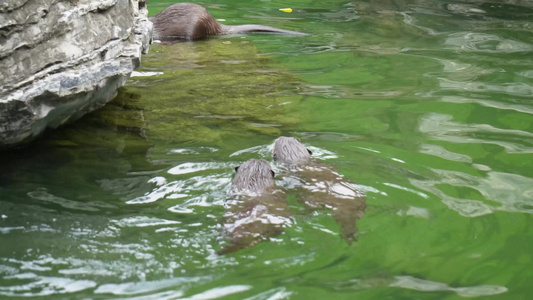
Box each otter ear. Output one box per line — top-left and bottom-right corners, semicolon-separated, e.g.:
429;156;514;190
271;170;275;178
234;166;240;172
307;148;312;155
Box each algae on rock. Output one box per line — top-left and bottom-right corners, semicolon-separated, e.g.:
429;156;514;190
126;39;303;152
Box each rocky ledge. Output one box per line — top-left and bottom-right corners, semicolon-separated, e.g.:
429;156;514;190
0;0;152;149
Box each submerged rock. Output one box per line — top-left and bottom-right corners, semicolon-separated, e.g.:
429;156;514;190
0;0;153;149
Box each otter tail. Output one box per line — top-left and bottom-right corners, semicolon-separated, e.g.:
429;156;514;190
221;24;308;36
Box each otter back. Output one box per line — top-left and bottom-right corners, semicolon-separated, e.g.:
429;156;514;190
150;3;222;40
150;3;307;40
220;158;290;254
272;136;366;244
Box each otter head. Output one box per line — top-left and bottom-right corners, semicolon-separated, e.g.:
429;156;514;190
273;137;312;165
232;159;275;195
150;3;222;40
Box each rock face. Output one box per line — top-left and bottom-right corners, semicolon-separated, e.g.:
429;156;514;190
0;0;152;149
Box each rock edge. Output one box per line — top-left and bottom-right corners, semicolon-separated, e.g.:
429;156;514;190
0;0;153;149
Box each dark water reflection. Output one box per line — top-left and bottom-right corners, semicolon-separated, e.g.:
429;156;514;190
1;0;533;298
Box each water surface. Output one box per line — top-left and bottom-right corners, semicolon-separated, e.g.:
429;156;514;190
1;0;533;298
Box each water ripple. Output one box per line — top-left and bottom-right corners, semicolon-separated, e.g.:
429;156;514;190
391;276;507;297
419;144;472;163
419;113;533;153
440;96;533;115
411;168;533;217
127;173;231;210
27;188;116;212
445;32;532;53
168;162;233;175
94;276;209;296
179;285;252;300
112;216;181;228
244;287;292;300
0;272;96;297
439;78;533;97
168;147;219;155
326;275;507;297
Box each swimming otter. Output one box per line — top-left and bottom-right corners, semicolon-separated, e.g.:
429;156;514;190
273;136;312;165
273;137;366;243
230;158;276;196
150;3;307;40
220;159;291;254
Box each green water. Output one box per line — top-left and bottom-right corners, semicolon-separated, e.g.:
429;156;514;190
1;0;533;298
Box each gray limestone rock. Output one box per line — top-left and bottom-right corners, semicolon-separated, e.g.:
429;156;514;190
0;0;153;149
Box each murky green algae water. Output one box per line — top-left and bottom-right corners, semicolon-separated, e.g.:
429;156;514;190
1;0;533;298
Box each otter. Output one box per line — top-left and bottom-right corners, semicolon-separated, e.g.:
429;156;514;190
230;158;276;196
150;3;307;40
273;137;366;243
219;159;291;254
273;136;312;165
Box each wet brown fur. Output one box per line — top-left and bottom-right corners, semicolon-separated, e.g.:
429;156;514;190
219;159;290;254
273;136;366;243
273;136;311;164
231;159;275;196
150;3;307;40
